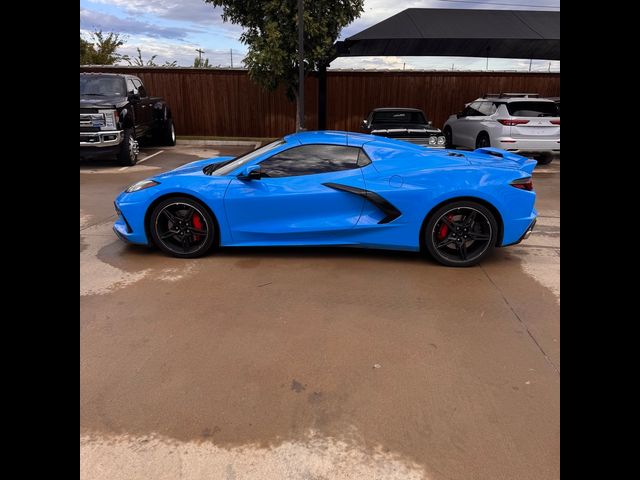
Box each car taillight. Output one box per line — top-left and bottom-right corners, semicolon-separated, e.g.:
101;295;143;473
550;120;560;125
511;177;534;191
497;119;530;126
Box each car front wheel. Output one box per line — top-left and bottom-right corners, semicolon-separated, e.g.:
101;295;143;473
424;201;498;267
149;197;216;258
117;128;139;166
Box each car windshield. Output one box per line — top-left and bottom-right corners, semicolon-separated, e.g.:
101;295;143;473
506;101;559;117
80;75;126;96
212;139;286;176
372;111;427;124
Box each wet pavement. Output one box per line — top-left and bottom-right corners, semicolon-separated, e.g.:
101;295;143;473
80;142;560;480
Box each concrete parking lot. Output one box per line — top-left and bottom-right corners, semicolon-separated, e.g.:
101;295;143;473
80;142;559;480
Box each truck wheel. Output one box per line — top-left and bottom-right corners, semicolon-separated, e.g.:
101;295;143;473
117;129;139;166
156;118;176;146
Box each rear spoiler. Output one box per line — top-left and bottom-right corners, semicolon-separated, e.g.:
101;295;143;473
474;147;537;174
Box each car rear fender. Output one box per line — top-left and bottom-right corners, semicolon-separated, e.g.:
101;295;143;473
473;147;537;174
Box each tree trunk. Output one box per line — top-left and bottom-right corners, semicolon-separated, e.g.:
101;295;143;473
293;86;301;132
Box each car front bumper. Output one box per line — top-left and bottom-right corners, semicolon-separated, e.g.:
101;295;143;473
80;130;124;158
113;196;151;245
81;130;124;148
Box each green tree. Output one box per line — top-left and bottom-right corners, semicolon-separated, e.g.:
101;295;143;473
80;31;128;65
80;36;93;64
127;47;158;66
204;0;364;129
193;56;212;68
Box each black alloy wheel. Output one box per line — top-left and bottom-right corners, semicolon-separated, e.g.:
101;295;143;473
425;201;497;267
150;197;215;258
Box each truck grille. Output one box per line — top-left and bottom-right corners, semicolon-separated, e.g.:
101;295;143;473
80;113;106;128
400;137;433;146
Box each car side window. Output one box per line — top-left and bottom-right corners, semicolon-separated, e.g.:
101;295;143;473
133;79;146;97
357;149;372;167
126;79;138;96
467;102;484;116
460;103;479;117
259;145;361;178
478;102;497;116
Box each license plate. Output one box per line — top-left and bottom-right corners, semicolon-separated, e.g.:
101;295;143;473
525;127;551;135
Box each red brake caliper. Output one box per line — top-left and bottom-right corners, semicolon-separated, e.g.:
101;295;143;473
437;214;454;240
192;213;203;241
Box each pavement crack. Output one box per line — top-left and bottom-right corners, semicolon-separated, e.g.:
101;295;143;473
479;264;560;376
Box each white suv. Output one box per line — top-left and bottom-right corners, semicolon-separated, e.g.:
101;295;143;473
443;94;560;164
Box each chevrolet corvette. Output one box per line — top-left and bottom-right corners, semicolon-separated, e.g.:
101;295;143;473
113;131;537;267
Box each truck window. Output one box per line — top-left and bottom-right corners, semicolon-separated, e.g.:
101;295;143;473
126;79;138;96
132;79;146;97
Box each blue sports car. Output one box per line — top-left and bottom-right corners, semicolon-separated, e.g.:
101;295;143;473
114;131;537;267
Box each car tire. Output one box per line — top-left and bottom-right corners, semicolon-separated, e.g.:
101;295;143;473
158;118;176;146
535;153;553;165
475;132;490;149
117;128;138;166
424;200;498;267
149;197;216;258
443;127;453;148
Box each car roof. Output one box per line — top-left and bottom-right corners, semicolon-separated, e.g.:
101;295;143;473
81;72;122;77
371;107;425;113
283;130;423;149
80;72;138;80
474;96;555;103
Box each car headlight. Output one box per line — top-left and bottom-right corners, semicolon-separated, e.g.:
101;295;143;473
437;136;446;145
124;179;160;193
428;136;437;145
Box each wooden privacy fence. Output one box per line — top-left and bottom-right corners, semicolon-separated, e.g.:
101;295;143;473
81;66;560;138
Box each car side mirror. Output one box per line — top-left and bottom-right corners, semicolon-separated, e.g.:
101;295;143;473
128;93;141;102
456;112;464;119
361;119;368;129
237;165;262;181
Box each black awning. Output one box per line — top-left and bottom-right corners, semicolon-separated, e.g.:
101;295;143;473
334;8;560;60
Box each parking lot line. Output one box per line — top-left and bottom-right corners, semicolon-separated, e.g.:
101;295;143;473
118;150;165;171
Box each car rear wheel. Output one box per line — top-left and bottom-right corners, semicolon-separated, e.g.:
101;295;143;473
443;127;453;148
158;118;176;146
149;197;216;258
475;132;490;149
534;153;553;165
424;201;498;267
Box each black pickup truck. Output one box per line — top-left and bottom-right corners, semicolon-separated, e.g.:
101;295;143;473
80;73;176;165
361;107;446;148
